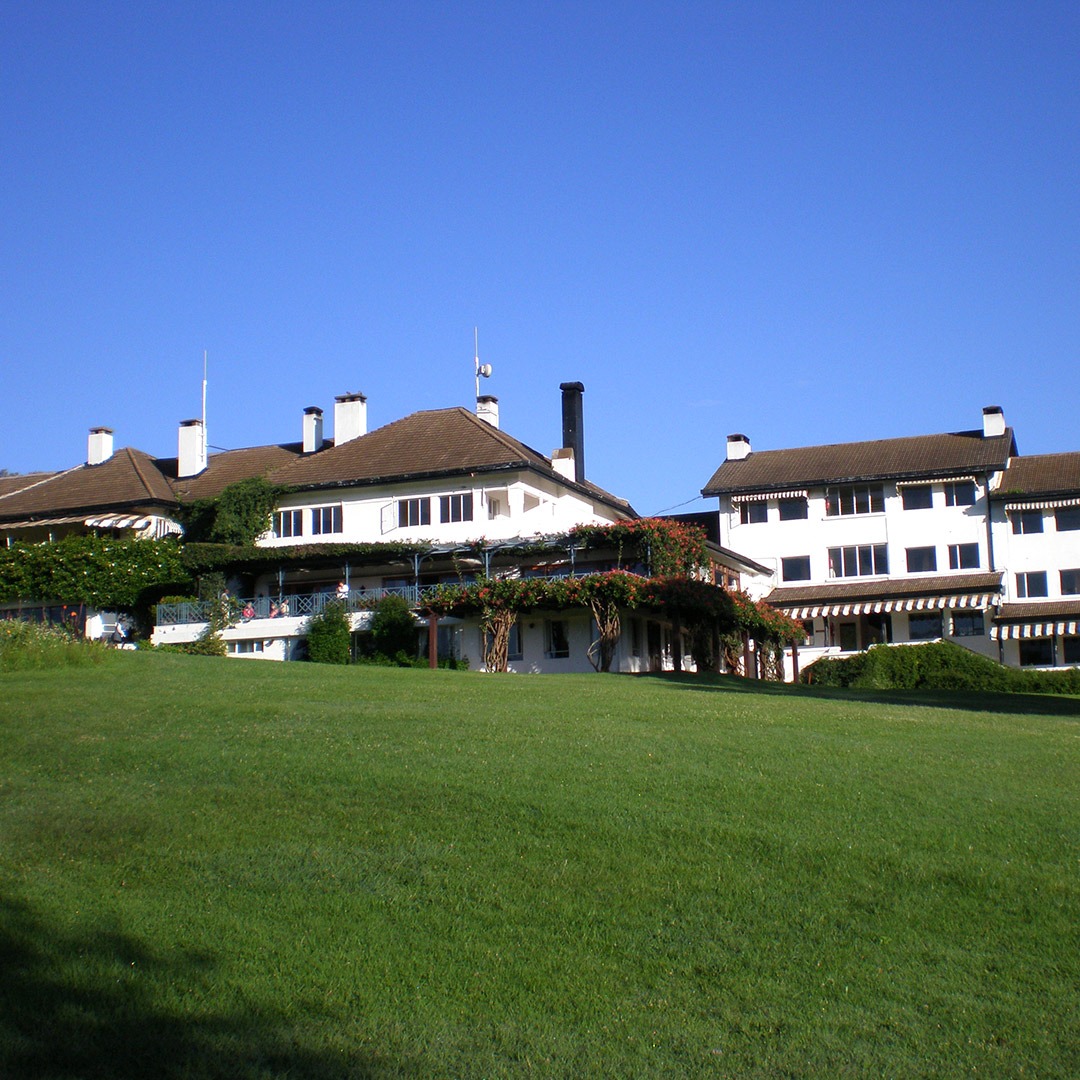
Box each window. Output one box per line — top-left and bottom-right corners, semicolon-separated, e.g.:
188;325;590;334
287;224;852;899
440;493;474;523
1063;637;1080;664
778;497;808;520
901;485;933;510
1019;639;1054;667
398;498;431;527
828;544;888;578
1016;571;1048;598
944;481;977;506
781;556;811;582
227;639;265;654
488;497;502;520
312;505;342;535
1060;569;1080;595
273;510;303;538
948;543;980;570
826;484;884;516
951;612;985;638
1056;507;1080;531
739;501;767;524
545;619;570;659
837;623;858;651
909;613;943;640
906;546;937;573
1011;510;1044;534
630;618;642;657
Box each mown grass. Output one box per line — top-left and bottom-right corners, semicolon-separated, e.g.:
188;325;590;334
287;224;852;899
1;653;1077;1078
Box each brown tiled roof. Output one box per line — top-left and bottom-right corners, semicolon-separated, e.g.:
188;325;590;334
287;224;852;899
270;407;635;515
702;429;1017;496
0;472;56;497
766;572;1004;607
0;449;176;522
993;452;1080;499
996;600;1080;622
165;443;306;501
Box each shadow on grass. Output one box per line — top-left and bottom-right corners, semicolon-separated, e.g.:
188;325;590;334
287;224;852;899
637;671;1080;718
0;895;415;1080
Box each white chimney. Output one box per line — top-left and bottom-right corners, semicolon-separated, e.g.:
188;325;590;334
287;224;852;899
476;395;499;428
303;406;324;453
982;406;1006;438
178;419;207;478
551;447;576;481
727;433;752;461
334;393;367;445
87;427;114;466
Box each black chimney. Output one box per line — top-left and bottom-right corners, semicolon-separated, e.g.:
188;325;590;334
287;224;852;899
559;381;585;483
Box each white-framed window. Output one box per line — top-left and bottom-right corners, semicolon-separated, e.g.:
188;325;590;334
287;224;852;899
440;493;474;523
273;510;303;538
398;498;431;527
948;543;980;570
1012;509;1044;534
312;505;343;535
781;556;811;582
488;497;502;520
1056;507;1080;531
545;619;570;659
944;481;977;507
825;484;884;516
909;613;943;640
1060;569;1080;595
901;485;933;510
227;639;265;654
829;544;888;578
951;611;985;637
906;546;937;573
739;501;767;525
778;497;808;521
1016;571;1048;598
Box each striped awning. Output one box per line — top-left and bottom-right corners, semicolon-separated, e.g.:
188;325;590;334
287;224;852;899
895;476;975;489
992;620;1080;641
731;489;807;503
783;592;998;620
0;515;87;529
84;514;185;539
1004;497;1080;512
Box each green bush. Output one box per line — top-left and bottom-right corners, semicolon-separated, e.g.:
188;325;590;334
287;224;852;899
306;601;352;665
369;594;418;661
0;619;108;671
802;640;1079;695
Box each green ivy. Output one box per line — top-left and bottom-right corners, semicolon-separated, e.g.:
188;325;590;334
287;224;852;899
180;477;287;545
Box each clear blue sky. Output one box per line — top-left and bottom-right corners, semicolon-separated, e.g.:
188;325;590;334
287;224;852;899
3;1;1078;515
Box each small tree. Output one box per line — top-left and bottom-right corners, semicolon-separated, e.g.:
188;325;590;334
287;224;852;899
306;600;351;664
370;594;418;661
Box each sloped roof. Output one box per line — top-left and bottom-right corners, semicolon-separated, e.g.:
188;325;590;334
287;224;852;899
993;452;1080;499
996;600;1080;621
702;429;1017;496
164;442;306;501
0;472;56;497
269;407;635;514
0;449;176;522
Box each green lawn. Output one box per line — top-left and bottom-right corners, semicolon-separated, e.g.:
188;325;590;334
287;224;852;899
2;653;1077;1078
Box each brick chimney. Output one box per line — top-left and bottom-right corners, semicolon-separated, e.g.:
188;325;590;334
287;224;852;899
334;393;367;445
303;406;324;453
727;433;751;461
178;419;207;478
87;427;114;466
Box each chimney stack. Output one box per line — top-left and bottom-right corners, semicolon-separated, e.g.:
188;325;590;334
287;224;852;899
551;447;575;481
178;419;207;478
727;433;751;461
559;382;585;483
303;406;324;453
476;395;499;428
87;427;114;466
982;405;1006;439
334;393;367;445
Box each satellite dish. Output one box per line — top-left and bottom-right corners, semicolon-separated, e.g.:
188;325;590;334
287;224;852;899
479;363;492;378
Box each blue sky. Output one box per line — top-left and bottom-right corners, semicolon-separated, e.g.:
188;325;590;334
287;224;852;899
2;1;1078;515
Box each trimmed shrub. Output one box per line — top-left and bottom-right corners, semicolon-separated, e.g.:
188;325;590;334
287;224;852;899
369;594;418;661
306;601;351;665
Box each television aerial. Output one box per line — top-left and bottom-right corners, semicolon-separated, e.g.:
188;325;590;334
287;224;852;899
474;327;493;398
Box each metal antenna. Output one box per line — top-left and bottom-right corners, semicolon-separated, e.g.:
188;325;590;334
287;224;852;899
474;327;492;398
201;349;208;461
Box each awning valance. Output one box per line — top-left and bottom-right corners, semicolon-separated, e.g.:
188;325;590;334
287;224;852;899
895;476;975;489
992;620;1080;640
0;515;87;530
731;489;807;503
783;592;998;620
1004;497;1080;512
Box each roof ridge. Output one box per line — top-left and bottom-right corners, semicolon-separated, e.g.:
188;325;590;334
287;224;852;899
124;446;172;501
0;464;82;503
